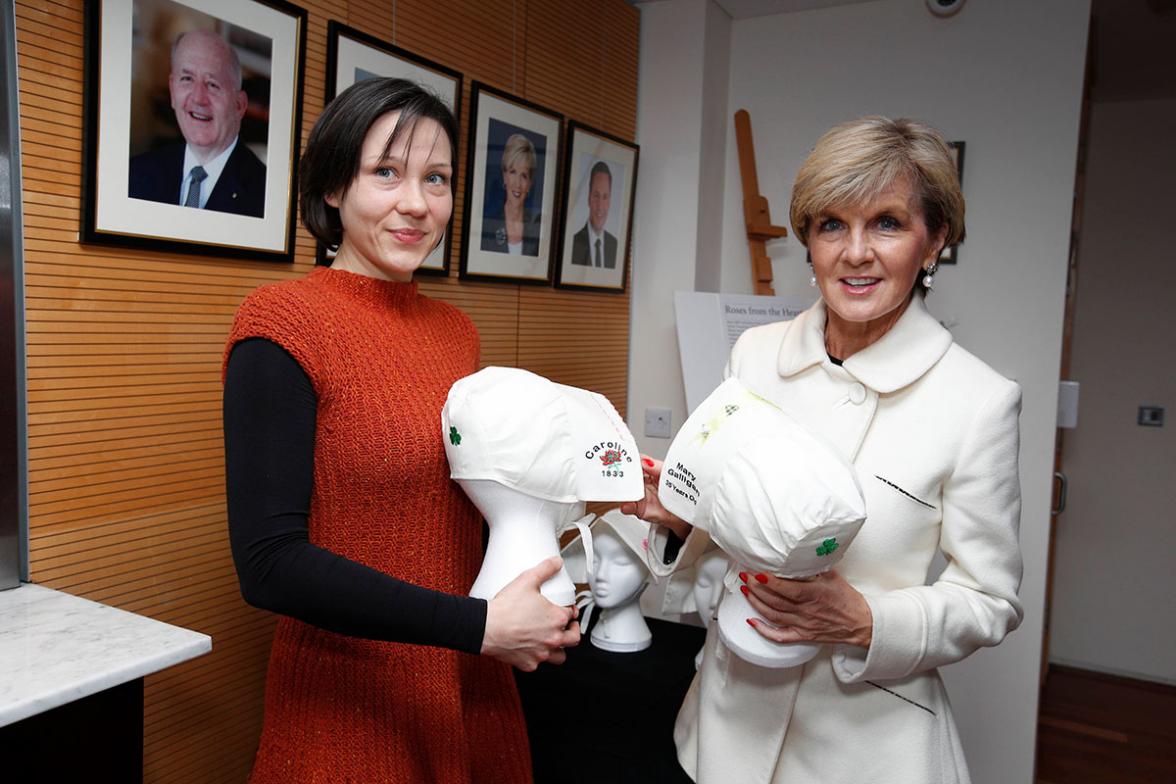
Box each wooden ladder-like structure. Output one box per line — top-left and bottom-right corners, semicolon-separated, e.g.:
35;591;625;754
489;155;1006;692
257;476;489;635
734;109;789;296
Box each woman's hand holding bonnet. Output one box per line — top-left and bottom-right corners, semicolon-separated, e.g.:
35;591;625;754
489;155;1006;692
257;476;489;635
618;456;692;539
741;569;873;649
482;556;580;671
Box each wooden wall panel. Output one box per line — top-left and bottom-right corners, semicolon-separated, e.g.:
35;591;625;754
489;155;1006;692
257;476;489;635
15;0;638;781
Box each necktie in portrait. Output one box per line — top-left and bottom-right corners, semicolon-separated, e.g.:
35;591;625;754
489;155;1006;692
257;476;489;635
184;165;208;208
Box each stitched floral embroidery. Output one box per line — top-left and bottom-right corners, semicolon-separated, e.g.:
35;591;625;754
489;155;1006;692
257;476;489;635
600;449;623;466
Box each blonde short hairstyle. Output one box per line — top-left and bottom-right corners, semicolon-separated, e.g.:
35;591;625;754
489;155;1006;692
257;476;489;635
500;133;536;178
790;116;965;250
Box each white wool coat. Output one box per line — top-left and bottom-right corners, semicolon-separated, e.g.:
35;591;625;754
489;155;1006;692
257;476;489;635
649;296;1024;784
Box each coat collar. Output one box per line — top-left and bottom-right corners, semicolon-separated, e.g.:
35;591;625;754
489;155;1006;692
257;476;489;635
777;295;953;393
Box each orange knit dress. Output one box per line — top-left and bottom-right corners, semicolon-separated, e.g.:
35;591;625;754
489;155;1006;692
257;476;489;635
225;267;533;784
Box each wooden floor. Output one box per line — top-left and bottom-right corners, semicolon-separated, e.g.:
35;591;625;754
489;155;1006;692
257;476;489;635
1036;665;1176;783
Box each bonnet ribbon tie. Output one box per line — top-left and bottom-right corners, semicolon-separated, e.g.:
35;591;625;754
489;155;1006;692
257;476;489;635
558;512;598;628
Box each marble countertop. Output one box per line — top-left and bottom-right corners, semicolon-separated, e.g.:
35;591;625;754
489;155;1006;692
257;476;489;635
0;583;211;728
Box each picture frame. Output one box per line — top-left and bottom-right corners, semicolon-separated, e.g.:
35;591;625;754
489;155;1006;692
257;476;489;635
460;82;563;285
319;22;463;275
939;141;966;264
81;0;307;262
553;121;639;293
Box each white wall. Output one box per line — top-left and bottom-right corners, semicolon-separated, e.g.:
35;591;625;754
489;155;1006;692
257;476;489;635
693;0;731;293
1049;97;1176;685
629;0;730;458
635;1;1091;782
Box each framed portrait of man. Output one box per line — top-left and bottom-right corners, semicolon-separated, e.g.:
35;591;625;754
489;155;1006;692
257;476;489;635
81;0;306;262
554;122;639;293
459;82;563;285
319;22;463;275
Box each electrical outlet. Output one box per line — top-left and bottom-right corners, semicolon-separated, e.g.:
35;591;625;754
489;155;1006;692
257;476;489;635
644;407;672;439
1138;406;1164;427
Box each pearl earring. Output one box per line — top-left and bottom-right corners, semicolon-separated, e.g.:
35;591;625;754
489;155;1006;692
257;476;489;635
923;262;938;289
810;274;817;288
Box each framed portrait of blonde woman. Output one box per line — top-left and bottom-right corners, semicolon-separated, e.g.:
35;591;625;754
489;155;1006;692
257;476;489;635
319;21;463;275
81;0;306;262
459;82;563;285
553;122;638;293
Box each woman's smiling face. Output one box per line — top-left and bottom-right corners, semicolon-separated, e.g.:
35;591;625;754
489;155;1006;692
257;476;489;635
327;111;453;282
503;160;532;210
808;176;946;351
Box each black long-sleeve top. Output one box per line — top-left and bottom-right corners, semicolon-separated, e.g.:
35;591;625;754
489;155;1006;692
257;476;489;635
223;338;486;653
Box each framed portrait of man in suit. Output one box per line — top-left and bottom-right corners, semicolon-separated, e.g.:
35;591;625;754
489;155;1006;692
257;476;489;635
81;0;306;262
319;22;463;275
554;122;638;293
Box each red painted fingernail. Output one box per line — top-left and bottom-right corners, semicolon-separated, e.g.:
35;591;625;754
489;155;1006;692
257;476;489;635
739;571;748;583
755;573;769;584
740;585;749;597
746;618;756;628
643;457;654;467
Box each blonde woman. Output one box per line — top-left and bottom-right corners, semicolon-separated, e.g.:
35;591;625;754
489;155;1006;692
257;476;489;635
626;116;1023;784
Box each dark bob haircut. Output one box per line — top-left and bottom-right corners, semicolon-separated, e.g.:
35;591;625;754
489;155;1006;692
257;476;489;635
300;78;459;251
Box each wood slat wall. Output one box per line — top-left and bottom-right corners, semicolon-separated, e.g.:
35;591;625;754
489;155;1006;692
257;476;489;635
14;1;638;781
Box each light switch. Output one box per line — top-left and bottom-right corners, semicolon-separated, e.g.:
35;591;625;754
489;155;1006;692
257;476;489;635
644;407;672;439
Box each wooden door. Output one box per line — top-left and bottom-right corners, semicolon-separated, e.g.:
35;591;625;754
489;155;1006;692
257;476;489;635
1040;45;1093;688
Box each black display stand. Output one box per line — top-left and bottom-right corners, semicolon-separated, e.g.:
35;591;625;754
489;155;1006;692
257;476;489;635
515;616;705;784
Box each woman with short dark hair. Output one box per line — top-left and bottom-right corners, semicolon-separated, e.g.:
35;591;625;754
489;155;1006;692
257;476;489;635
223;78;575;783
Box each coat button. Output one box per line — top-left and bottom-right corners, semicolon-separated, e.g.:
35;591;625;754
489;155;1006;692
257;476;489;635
849;383;867;404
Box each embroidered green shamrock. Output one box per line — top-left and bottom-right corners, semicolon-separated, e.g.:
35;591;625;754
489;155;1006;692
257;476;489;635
816;538;839;557
449;426;462;446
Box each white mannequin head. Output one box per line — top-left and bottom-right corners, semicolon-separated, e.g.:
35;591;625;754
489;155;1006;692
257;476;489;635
691;550;729;629
442;368;644;607
459;478;583;606
659;377;867;668
560;510;654;653
589;525;649;610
